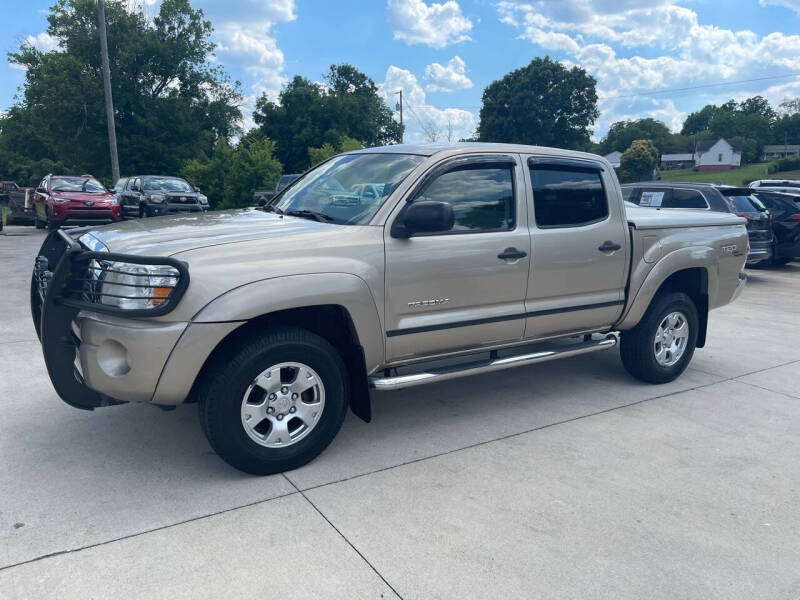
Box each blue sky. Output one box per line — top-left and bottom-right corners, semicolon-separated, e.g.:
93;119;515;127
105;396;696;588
4;0;800;143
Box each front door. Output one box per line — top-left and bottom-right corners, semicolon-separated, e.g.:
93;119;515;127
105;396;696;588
384;154;531;363
523;157;629;339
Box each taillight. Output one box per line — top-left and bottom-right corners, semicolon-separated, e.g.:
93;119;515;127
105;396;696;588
737;214;750;222
790;214;800;221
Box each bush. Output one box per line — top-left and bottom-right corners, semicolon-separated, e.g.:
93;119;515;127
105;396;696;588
768;157;800;174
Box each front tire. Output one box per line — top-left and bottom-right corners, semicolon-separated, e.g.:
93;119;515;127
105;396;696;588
198;327;349;475
620;292;699;384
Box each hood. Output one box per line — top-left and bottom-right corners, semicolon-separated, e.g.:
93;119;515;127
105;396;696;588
53;191;114;203
626;205;745;230
83;208;337;256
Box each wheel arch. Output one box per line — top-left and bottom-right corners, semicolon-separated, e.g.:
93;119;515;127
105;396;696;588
618;249;713;348
183;304;374;421
154;273;384;421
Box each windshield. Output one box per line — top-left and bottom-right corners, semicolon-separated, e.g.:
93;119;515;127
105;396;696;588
51;177;106;193
143;177;193;192
273;153;425;225
726;195;762;213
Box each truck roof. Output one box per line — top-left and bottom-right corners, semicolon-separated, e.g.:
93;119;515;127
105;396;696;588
347;142;608;164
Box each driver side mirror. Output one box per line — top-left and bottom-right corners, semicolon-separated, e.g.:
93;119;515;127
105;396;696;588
392;200;454;238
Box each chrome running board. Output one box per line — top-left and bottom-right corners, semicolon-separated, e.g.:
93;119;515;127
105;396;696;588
369;334;617;391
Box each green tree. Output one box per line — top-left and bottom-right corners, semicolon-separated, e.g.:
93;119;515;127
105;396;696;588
254;64;401;173
181;135;281;209
617;139;660;183
222;136;282;208
308;136;362;166
2;0;241;182
477;57;599;149
600;118;671;154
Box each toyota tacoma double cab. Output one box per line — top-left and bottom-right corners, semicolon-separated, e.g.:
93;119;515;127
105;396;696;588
31;144;748;475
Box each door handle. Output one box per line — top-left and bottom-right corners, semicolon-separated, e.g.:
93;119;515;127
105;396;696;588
498;248;527;260
598;241;621;253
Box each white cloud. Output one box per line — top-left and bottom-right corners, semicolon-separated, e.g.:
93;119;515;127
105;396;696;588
387;0;473;49
25;32;60;53
760;0;800;14
497;1;800;137
378;65;475;142
212;2;296;129
424;56;472;92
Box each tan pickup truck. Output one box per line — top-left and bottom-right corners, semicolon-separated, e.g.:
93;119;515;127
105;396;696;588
31;143;748;474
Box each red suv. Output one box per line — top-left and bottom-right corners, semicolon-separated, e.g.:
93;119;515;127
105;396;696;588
34;174;122;230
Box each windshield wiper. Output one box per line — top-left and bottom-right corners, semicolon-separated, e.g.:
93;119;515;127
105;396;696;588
285;209;334;222
261;204;284;215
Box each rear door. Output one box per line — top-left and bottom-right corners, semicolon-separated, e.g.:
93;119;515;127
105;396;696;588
524;157;629;339
384;154;531;362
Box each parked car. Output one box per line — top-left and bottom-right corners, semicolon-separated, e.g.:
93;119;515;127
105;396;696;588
33;174;121;230
118;175;209;217
622;182;773;266
748;179;800;195
31;143;747;475
252;189;275;206
749;189;800;264
253;174;302;207
0;181;36;225
276;173;300;192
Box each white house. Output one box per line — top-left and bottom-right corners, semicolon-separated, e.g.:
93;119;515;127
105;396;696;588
604;151;622;168
694;138;742;171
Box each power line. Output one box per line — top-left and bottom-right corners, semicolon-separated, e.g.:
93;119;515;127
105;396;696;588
403;72;800;111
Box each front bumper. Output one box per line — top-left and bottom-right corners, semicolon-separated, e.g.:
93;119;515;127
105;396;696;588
31;230;190;409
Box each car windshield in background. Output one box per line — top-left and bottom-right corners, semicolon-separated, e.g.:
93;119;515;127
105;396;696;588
143;178;193;192
51;177;106;193
725;194;763;213
273;153;425;225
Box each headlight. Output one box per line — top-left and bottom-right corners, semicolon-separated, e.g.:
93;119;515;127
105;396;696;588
198;194;208;205
107;197;119;205
99;261;180;310
149;194;165;203
52;197;69;204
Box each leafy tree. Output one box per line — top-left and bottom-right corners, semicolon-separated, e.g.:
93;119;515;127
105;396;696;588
600;118;671;154
254;64;401;173
617;139;659;183
2;0;241;182
308;136;362;166
477;57;599;149
681;105;719;136
181;135;282;209
222;136;282;208
679;96;775;162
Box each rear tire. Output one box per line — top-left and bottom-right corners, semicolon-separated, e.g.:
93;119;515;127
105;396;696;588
198;326;349;475
620;292;699;384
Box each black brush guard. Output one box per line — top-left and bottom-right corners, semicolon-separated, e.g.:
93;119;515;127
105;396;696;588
30;230;189;410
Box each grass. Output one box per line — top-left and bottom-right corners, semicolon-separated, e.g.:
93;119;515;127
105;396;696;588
658;162;775;186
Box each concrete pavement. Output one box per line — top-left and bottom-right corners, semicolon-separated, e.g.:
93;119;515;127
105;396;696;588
1;225;798;599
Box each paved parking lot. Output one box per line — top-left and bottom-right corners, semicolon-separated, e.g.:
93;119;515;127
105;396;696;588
1;225;799;599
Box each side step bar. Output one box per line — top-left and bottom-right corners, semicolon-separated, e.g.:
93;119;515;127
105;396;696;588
369;334;618;391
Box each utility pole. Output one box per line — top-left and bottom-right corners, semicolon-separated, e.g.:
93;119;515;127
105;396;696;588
98;0;120;182
395;90;403;143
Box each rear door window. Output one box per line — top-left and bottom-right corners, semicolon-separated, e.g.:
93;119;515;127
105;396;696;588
530;166;608;228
